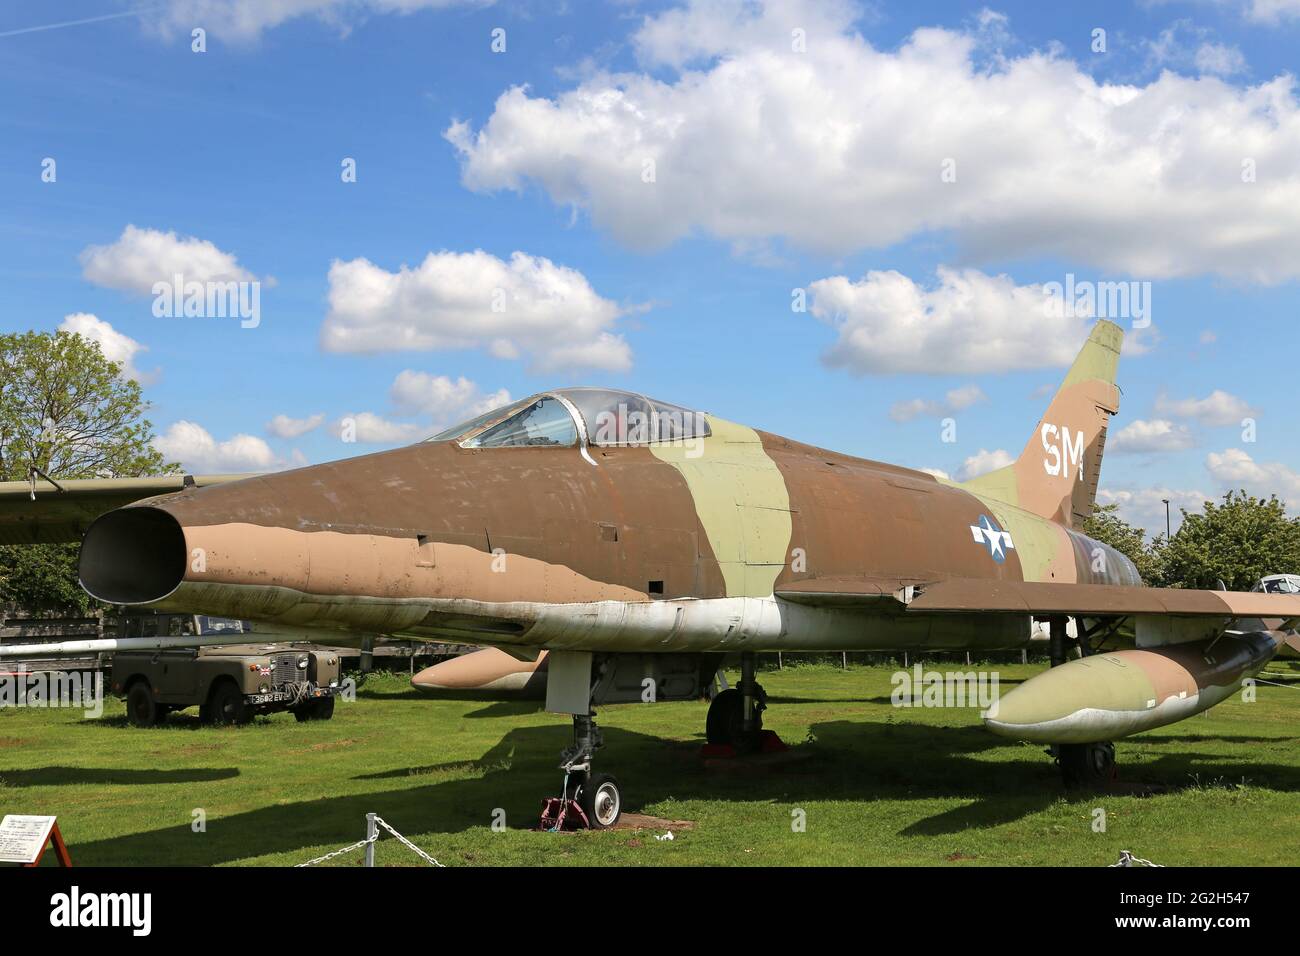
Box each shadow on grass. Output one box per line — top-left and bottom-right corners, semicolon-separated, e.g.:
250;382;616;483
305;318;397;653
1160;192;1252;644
81;713;295;731
1;766;239;787
58;713;1300;864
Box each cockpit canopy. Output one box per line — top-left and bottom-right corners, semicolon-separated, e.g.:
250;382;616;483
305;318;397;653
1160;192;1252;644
427;387;711;448
1253;574;1300;594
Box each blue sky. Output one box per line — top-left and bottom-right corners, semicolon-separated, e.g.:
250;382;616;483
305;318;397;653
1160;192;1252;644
4;0;1300;535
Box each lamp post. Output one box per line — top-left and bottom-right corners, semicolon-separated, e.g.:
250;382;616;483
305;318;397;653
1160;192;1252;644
1162;498;1171;542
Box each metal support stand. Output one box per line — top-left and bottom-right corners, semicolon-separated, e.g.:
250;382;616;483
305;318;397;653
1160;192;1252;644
740;651;759;734
1048;615;1069;668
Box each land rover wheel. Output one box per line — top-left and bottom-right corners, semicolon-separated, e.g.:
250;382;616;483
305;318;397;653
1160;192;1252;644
126;682;160;727
294;697;335;722
205;681;250;726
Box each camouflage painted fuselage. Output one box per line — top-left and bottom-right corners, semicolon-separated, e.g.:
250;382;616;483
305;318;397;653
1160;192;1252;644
79;412;1136;654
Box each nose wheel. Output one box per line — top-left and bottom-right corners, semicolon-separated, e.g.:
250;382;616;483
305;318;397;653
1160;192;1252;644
576;772;622;828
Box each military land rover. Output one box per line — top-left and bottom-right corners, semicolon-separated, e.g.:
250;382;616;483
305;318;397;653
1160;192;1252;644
110;615;342;726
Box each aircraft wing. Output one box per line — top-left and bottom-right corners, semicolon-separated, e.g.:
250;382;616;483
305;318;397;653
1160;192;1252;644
0;474;257;545
778;576;1300;619
907;579;1300;617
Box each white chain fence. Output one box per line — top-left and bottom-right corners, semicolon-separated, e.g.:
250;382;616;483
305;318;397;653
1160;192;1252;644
1109;850;1163;867
296;813;444;867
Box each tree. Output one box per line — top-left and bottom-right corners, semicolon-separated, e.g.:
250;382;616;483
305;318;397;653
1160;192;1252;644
0;330;171;614
1079;503;1164;585
1159;490;1300;591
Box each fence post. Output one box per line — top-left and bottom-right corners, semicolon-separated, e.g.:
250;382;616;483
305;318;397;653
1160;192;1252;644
365;813;377;868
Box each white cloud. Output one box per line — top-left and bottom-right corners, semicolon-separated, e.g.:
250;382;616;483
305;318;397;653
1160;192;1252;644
918;466;952;481
57;313;155;384
890;385;987;422
1206;447;1300;500
1155;390;1255;427
1194;42;1247;77
321;250;631;372
80;225;256;295
390;371;510;421
1144;22;1246;78
1109;418;1196;454
449;0;1300;282
1248;0;1300;24
154;421;279;473
810;267;1093;375
958;448;1013;480
1096;487;1207;536
331;412;427;445
266;413;326;439
148;1;478;43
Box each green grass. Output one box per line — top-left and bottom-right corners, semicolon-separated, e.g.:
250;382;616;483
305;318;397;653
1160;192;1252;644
2;660;1299;866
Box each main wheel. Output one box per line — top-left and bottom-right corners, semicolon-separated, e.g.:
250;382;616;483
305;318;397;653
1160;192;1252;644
1057;741;1117;790
294;697;335;722
204;681;250;726
705;686;764;746
126;682;160;727
577;772;622;829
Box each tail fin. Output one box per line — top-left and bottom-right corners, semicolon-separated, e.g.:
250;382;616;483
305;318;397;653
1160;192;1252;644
961;320;1123;526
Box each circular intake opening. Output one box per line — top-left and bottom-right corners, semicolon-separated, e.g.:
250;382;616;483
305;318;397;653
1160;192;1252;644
79;507;188;605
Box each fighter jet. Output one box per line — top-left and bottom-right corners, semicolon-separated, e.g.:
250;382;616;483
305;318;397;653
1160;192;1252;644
4;319;1298;827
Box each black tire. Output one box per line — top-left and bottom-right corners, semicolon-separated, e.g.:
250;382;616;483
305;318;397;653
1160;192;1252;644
577;772;622;829
294;697;335;722
705;686;764;745
126;681;160;727
1058;742;1117;790
204;681;250;726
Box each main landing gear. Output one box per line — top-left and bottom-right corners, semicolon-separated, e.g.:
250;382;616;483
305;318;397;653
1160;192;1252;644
541;711;623;830
1045;614;1118;790
705;651;776;752
1054;741;1118;789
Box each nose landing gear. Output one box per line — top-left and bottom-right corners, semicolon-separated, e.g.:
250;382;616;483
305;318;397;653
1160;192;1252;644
540;711;623;830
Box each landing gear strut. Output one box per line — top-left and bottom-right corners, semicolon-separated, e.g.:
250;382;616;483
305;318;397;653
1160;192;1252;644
1045;614;1118;790
705;651;767;750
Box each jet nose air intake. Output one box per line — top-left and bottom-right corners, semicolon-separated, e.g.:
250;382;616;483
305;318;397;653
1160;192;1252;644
79;506;188;605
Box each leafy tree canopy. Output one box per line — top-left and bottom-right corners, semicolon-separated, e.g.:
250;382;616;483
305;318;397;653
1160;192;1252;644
0;331;171;614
